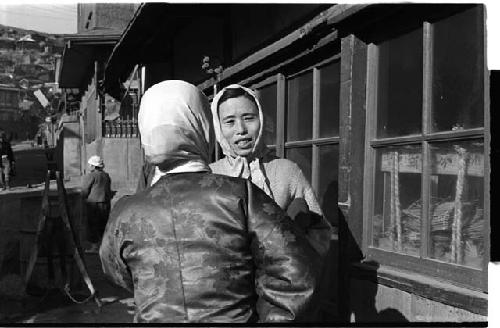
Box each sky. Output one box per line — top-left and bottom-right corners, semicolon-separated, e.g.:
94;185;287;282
0;3;77;34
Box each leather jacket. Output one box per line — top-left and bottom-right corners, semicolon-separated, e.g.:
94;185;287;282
100;172;320;323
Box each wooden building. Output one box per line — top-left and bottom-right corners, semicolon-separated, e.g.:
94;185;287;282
0;85;21;138
102;3;489;322
58;3;142;189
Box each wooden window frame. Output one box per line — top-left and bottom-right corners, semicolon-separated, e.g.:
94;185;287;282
363;14;488;292
252;75;278;151
250;56;341;194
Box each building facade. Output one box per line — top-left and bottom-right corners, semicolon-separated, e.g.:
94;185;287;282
0;85;21;138
58;3;142;189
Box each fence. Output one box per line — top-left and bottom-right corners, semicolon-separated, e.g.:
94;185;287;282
103;117;139;138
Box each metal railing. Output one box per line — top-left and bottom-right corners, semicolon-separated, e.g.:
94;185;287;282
103;117;138;138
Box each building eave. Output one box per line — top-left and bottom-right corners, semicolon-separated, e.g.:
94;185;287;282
59;32;120;89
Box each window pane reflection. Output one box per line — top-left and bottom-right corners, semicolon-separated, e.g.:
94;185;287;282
428;140;484;268
287;71;313;141
318;144;339;226
373;146;422;256
377;28;423;138
319;62;340;138
285;146;312;182
256;83;277;145
432;7;484;131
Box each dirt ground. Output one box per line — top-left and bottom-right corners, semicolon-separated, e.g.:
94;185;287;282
1;252;135;324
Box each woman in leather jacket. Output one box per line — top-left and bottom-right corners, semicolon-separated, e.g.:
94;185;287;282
99;80;320;323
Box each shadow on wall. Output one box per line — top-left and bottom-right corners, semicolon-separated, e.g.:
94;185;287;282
338;206;409;323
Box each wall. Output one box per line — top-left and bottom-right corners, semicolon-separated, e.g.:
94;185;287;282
82;81;98;144
0;187;83;288
144;62;172;90
349;277;486;322
61;121;81;180
77;3;97;33
169;4;325;85
229;4;325;61
85;137;143;198
77;3;138;33
95;3;138;31
172;17;225;84
0;88;22;140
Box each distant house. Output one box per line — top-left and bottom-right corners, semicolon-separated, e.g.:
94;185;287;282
0;58;15;70
0;37;15;51
16;34;39;51
0;85;21;139
0;73;14;86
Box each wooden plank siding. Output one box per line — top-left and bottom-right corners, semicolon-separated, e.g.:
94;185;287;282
198;4;368;92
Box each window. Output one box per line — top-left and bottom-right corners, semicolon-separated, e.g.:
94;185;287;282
285;58;340;226
255;80;277;147
364;6;486;290
250;57;340;226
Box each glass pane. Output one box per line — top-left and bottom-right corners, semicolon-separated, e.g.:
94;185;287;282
377;28;423;138
256;83;277;145
319;61;340;137
287;71;313;141
372;146;422;256
318;144;339;227
285;146;312;182
428;140;484;268
431;6;484;131
266;146;277;158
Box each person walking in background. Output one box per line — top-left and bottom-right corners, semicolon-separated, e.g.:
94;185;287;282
100;80;320;323
81;155;112;254
209;84;332;258
0;131;15;190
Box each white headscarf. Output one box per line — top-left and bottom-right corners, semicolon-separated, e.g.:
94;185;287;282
211;84;273;198
138;80;214;179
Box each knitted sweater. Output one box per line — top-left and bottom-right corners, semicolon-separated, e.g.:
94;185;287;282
211;157;322;215
210;156;331;257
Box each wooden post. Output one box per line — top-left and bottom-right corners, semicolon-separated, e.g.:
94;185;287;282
95;61;103;140
338;34;368;321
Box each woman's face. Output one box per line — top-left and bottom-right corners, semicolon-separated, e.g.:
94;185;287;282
218;96;260;157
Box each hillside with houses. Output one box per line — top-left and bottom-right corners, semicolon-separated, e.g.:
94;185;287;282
0;24;65;141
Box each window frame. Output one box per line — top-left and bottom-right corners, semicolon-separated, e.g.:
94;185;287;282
252;74;278;151
248;55;341;194
362;13;488;292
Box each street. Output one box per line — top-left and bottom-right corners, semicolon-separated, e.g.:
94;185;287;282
4;254;135;323
0;142;135;323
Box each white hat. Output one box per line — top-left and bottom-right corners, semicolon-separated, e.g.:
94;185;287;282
88;155;104;168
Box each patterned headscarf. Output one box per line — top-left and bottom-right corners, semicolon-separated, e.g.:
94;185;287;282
138;80;214;175
211;84;273;198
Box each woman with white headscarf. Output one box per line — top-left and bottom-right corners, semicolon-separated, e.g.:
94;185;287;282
209;84;332;257
99;80;320;323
